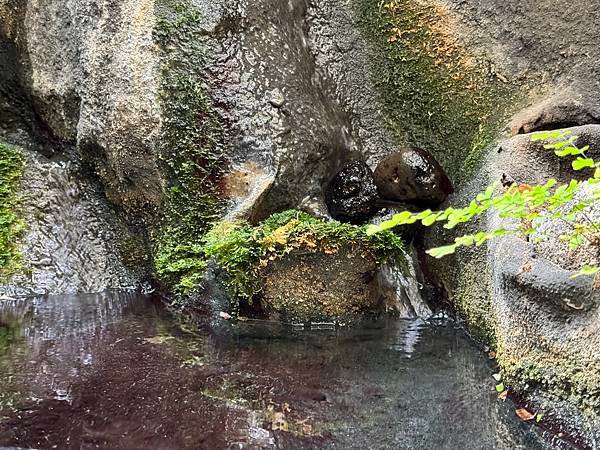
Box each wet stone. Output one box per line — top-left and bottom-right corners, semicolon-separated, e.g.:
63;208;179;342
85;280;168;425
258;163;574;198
324;161;379;224
268;88;285;108
374;147;453;207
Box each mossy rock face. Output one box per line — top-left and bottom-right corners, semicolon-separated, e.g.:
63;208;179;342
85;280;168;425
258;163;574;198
0;142;24;281
261;244;381;324
353;0;516;184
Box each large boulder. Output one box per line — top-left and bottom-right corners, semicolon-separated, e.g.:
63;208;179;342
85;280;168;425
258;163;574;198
374;148;453;207
261;245;381;324
429;126;600;443
0;0;164;220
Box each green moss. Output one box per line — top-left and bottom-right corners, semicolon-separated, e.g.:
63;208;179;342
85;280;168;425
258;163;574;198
152;1;225;291
353;0;517;182
499;357;600;412
450;252;498;346
165;210;404;302
0;142;24;281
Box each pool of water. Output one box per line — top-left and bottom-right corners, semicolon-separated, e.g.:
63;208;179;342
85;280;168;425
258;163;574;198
0;292;557;449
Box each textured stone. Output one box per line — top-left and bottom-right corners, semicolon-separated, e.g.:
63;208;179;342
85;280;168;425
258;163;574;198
374;147;453;206
1;0;164;220
260;243;429;324
324;161;379;224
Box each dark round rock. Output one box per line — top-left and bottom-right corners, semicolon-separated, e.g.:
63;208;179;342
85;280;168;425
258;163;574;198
325;161;379;224
374;148;454;206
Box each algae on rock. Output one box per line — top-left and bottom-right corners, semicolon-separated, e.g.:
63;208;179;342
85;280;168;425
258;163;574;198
0;142;24;281
193;210;406;322
353;0;516;182
152;1;226;293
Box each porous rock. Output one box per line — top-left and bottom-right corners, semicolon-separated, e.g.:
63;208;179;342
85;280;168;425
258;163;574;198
324;161;379;224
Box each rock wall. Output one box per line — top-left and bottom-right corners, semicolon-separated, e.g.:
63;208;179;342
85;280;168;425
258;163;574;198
407;0;600;443
1;0;599;440
1;0;164;219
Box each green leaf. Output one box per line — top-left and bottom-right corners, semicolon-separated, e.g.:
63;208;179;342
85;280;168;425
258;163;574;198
426;244;459;258
572;157;595;170
535;413;544;423
555;146;583;157
495;383;505;393
422;213;438;227
572;264;600;279
366;224;382;236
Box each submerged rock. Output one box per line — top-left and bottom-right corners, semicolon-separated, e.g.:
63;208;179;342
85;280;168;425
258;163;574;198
374;148;453;207
324;161;379;224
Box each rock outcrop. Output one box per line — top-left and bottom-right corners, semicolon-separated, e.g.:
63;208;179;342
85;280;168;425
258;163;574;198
1;0;599;442
3;0;163;218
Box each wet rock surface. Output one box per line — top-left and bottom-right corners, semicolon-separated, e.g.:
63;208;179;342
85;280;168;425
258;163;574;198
324;161;379;223
0;0;164;219
430;126;600;446
260;243;429;324
0;149;141;297
261;245;381;323
374;148;454;207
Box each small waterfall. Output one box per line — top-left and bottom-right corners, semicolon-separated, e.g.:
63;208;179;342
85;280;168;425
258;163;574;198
378;248;432;319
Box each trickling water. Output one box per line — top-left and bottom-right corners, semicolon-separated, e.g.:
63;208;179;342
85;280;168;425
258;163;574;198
0;292;556;449
1;152;139;297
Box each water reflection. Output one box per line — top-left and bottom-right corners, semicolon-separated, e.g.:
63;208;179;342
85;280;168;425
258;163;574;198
0;292;552;449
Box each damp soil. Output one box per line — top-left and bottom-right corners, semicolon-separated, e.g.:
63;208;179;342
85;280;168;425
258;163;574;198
0;292;569;449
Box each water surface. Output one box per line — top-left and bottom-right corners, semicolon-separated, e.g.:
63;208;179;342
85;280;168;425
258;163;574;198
0;292;552;449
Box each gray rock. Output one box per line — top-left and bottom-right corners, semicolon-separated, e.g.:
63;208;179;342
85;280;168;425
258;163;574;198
430;125;600;444
268;88;285;108
0;0;164;221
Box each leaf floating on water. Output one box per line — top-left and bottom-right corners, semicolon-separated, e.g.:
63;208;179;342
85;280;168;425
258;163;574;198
515;408;536;421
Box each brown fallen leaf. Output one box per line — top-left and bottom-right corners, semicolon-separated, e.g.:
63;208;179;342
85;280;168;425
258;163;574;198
497;390;508;401
520;260;532;273
515;408;535;421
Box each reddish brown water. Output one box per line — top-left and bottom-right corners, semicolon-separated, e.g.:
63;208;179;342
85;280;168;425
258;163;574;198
0;292;560;449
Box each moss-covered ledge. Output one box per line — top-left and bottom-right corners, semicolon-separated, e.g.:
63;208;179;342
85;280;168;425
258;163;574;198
158;210;406;323
0;142;25;281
